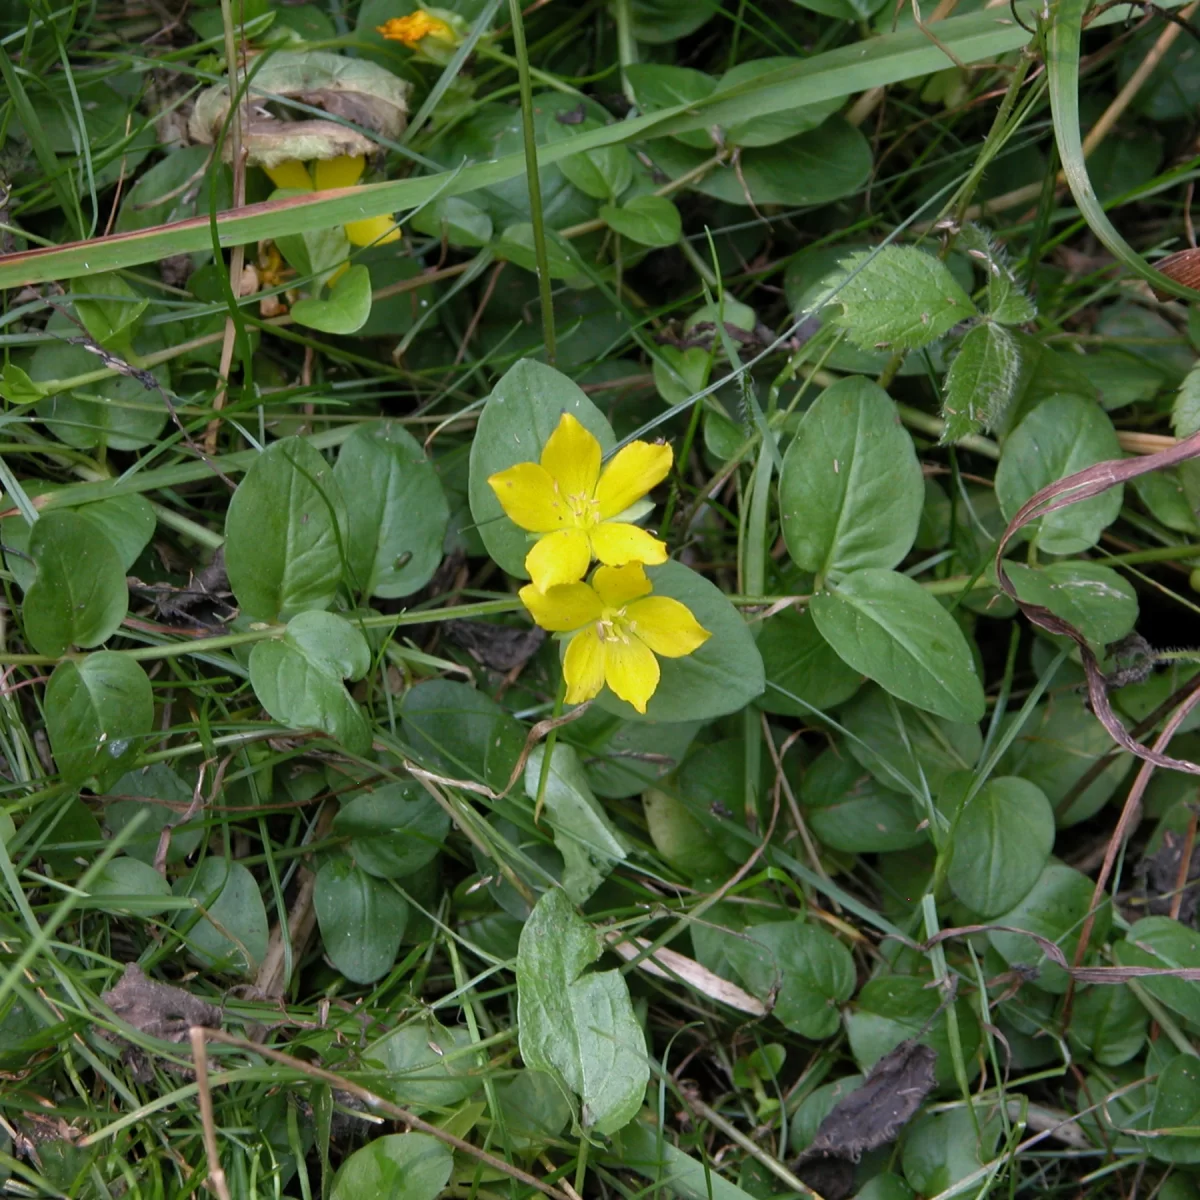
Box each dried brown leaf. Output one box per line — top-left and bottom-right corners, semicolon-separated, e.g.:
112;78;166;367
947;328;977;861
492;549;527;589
188;51;409;167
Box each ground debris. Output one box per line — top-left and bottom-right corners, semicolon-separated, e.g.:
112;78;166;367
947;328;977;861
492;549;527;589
129;547;235;630
100;964;222;1080
794;1039;937;1200
1137;817;1200;926
444;619;546;671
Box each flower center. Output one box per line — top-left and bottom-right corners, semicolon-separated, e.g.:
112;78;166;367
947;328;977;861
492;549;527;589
565;490;602;530
596;606;633;645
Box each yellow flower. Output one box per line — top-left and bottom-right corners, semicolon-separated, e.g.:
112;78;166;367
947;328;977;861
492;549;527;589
488;412;673;592
519;564;709;714
263;155;400;248
377;10;459;53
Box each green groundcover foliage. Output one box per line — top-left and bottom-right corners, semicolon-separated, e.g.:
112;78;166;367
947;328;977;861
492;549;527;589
5;0;1200;1195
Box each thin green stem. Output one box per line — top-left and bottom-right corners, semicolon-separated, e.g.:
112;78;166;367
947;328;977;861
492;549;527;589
506;0;556;363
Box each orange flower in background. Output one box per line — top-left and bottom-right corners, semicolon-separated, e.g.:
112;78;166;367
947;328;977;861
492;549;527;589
488;412;673;592
519;564;710;714
377;10;459;53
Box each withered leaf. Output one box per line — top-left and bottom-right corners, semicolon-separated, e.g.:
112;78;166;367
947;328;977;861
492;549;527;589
189;51;409;167
803;1039;937;1162
795;1156;855;1200
102;962;221;1042
100;963;223;1082
1138;819;1200;926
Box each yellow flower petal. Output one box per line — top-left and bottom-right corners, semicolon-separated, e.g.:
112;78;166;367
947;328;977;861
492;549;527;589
603;636;660;714
540;412;601;502
591;563;652;608
313;155;365;190
345;215;401;246
488;463;567;533
564;628;606;704
626;597;711;658
525;528;591;591
264;160;313;191
519;581;603;631
590;522;668;569
595;440;673;519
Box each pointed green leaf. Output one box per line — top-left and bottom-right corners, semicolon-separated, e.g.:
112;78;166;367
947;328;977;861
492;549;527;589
810;569;985;723
819;246;976;351
224;436;347;620
291;264;373;335
24;511;127;657
45;653;154;788
942;322;1021;442
334;421;448;599
525;745;628;903
249;611;371;754
314;857;409;985
516;889;648;1134
779;376;923;576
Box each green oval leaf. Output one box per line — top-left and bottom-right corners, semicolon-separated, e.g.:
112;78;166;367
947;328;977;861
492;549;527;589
1070;984;1147;1067
546;118;635;200
656;118;872;207
32;335;168;451
314;856;409;985
24;510;128;656
401;679;526;793
248;611;371;755
757;607;863;716
369;1021;483;1111
842;687;982;798
726;919;856;1039
105;763;205;866
224;436;347;621
570;707;700;798
998;697;1131;827
718;58;842;147
626;65;717;148
945;776;1055;917
334;421;448;599
845;974;981;1089
45;652;153;788
467;359;616;579
995;395;1123;555
331;1132;453;1200
291;263;374;335
1148;1056;1200;1164
599;195;682;247
1113;917;1200;1027
408;195;493;248
516;888;648;1135
173;858;269;976
902;1108;1001;1196
1005;561;1137;651
802;748;927;853
494;224;585;282
76;493;156;572
333;779;450;878
989;863;1109;993
810;568;985;722
779;376;924;576
87;856;174;915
